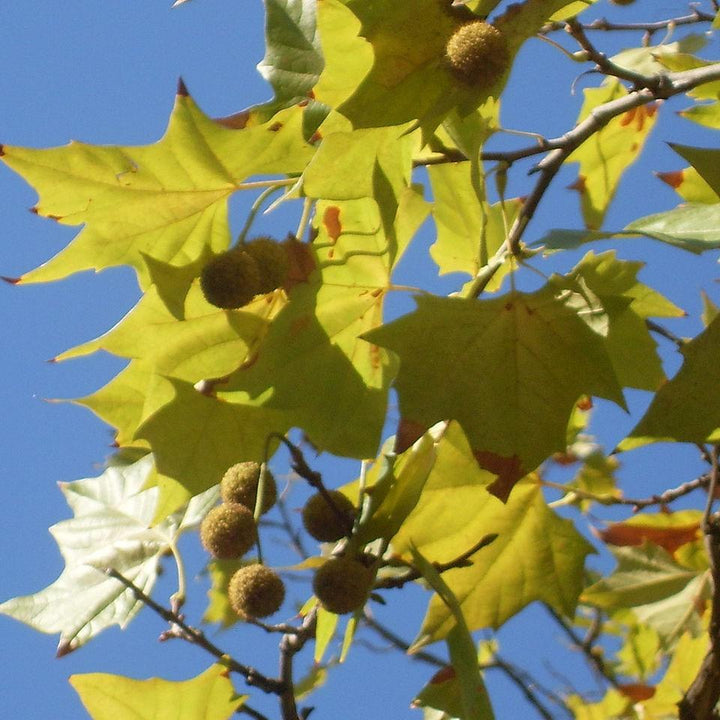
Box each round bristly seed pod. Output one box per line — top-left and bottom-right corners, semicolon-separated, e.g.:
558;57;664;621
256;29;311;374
200;503;257;559
312;556;375;615
302;490;356;543
228;563;286;619
445;20;509;88
243;236;290;294
220;461;277;515
200;248;262;309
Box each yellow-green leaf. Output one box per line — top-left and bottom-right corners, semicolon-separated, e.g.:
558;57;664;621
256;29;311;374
70;664;244;720
568;80;658;230
3;90;314;288
392;425;594;641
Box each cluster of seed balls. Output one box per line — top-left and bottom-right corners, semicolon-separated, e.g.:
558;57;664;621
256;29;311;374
200;236;290;310
199;462;375;620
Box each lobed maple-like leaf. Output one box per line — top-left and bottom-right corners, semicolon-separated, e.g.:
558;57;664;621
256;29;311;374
391;423;594;643
1;88;315;288
0;456;217;653
619;313;720;450
70;664;244;720
367;278;625;498
567;80;659;231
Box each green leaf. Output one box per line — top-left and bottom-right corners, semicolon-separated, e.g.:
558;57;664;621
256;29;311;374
410;546;495;720
367;282;624;498
2;91;314;288
428;162;520;293
669;144;720;199
567;80;658;230
582;544;699;610
623;203;720;253
0;456;217;653
618;314;720;450
561;251;683;391
70;664;244;720
257;0;324;106
392;426;594;640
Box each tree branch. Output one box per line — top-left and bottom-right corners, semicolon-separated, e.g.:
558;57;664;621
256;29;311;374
104;568;285;695
278;608;317;720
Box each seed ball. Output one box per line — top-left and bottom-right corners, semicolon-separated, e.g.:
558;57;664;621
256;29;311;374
445;21;509;88
313;557;375;615
200;249;262;309
200;503;258;559
302;490;356;543
243;236;290;294
228;563;286;619
220;462;277;515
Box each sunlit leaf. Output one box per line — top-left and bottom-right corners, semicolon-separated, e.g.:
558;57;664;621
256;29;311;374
392;425;593;641
567;80;658;230
656;167;719;204
0;456;217;653
70;664;244;720
2;91;315;288
203;558;245;628
669;143;720;199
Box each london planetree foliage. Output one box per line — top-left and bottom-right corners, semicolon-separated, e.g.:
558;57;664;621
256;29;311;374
3;1;720;718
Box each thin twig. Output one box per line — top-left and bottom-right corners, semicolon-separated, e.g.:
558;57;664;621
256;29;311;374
279;608;317;720
361;611;446;668
542;10;715;37
680;446;720;718
545;604;621;691
104;568;285;695
374;534;498;590
646;319;686;350
239;704;271;720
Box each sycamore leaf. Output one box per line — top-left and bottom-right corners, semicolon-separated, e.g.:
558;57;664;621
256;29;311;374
257;0;324;106
392;425;594;641
410;547;495;720
367;282;624;499
2;89;314;288
567;689;637;720
656;167;719;205
0;456;217;654
567;80;658;230
218;190;429;459
669;144;720;199
560;251;683;391
641;630;708;717
428;162;521;293
623;203;720;253
70;664;244;720
332;0;579;131
619;314;720;450
595;511;702;556
582;544;700;610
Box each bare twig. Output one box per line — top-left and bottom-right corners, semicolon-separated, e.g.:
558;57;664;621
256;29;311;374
104;568;285;695
545;605;621;691
542;10;715;37
276;496;310;560
239;704;271;720
361;611;446;668
544;471;712;512
279;609;317;720
646;319;687;350
374;534;498;590
679;446;720;718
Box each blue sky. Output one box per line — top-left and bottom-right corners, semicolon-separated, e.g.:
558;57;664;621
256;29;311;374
1;1;718;718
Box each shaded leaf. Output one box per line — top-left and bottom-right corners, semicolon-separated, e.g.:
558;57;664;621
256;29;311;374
70;664;244;720
367;282;624;497
618;314;720;450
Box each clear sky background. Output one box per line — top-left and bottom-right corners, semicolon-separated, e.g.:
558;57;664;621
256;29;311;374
1;1;718;718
